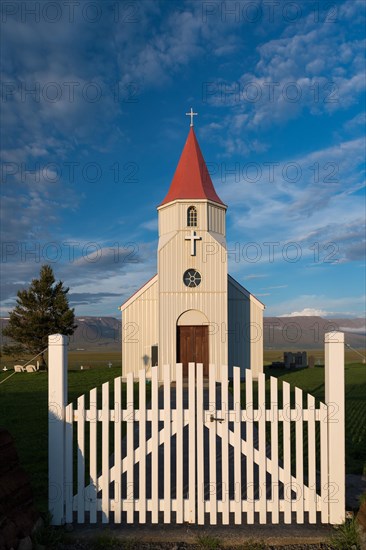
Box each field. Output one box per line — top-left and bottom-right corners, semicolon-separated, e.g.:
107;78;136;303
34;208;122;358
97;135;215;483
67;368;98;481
1;349;364;371
0;351;122;371
0;350;365;514
263;348;366;366
262;362;366;477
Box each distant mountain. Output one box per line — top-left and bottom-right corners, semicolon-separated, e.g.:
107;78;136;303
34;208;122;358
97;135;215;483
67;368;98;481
1;315;365;352
264;316;366;350
68;316;121;350
0;316;121;351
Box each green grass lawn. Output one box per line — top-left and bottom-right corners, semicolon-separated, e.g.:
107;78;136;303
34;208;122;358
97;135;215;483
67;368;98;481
0;367;122;513
263;348;366;365
262;363;366;476
0;351;122;371
0;359;365;515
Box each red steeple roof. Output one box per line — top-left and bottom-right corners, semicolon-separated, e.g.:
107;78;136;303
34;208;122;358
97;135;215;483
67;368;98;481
160;127;225;207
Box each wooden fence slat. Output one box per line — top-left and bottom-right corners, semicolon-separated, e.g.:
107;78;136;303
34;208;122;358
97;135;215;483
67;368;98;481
114;378;122;523
320;402;328;523
196;363;205;524
139;369;147;523
65;403;73;524
270;377;279;524
188;362;196;523
176;363;184;523
126;373;134;523
308;394;316;523
258;373;267;524
221;364;229;525
164;366;171;523
151;366;159;523
325;332;345;524
233;367;242;524
89;388;97;523
102;382;110;523
77;395;85;524
283;381;291;524
209;364;217;524
295;387;304;524
245;370;254;524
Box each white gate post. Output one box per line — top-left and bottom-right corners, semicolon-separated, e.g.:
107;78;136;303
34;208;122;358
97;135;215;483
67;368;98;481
324;331;345;524
48;334;68;525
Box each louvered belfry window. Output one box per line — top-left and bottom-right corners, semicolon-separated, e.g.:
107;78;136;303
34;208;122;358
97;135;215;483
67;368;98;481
187;206;197;227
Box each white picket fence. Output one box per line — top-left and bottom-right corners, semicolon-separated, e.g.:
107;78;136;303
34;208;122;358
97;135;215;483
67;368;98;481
48;332;345;526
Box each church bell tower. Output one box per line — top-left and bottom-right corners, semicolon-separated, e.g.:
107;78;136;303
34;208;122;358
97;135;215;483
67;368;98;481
157;110;228;378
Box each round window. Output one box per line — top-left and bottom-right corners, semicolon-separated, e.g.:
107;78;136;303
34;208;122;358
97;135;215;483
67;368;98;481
183;269;202;288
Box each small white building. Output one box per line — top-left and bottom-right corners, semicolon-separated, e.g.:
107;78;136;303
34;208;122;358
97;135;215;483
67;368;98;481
120;123;264;380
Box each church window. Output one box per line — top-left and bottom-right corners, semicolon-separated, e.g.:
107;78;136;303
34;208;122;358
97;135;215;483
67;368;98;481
151;345;158;366
183;269;201;288
187;206;197;227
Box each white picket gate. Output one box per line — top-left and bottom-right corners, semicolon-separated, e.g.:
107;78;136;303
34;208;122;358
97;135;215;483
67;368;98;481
48;332;345;526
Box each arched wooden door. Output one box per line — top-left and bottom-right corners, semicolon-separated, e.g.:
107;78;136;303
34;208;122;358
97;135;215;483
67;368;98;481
177;325;209;377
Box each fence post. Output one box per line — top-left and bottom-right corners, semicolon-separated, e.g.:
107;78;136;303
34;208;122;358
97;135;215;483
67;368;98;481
48;334;68;525
324;331;345;524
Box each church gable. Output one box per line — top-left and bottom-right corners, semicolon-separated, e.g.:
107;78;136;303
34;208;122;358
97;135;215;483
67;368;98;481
120;274;158;311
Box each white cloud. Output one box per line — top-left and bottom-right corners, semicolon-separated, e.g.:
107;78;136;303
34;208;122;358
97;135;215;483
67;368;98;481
140;218;158;231
279;308;330;317
339;326;366;333
219;136;366;266
266;294;366;318
243;274;268;280
262;285;288;290
343;112;366;132
115;8;204;88
202;1;365;136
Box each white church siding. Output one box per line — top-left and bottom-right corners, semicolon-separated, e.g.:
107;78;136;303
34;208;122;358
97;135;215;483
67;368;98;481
158;223;228;381
121;276;158;378
228;275;264;379
159;200;226;236
159;200;208;235
177;309;208;325
208;203;225;235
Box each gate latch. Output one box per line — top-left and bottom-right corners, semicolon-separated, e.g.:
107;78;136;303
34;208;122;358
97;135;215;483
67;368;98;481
210;415;224;423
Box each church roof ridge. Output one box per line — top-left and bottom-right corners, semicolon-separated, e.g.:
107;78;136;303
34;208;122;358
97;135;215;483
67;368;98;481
228;274;266;309
159;127;226;207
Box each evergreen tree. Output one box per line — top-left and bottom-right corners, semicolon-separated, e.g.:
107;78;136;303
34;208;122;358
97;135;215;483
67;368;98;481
2;265;77;366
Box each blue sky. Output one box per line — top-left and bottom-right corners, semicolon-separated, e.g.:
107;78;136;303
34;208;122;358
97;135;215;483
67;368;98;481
1;0;365;318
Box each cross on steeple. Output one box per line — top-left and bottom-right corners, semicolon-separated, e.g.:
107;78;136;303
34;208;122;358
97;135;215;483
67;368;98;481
185;229;201;256
186;107;198;127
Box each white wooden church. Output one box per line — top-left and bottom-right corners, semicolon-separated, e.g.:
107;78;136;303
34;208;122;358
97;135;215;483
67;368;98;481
120;112;264;380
